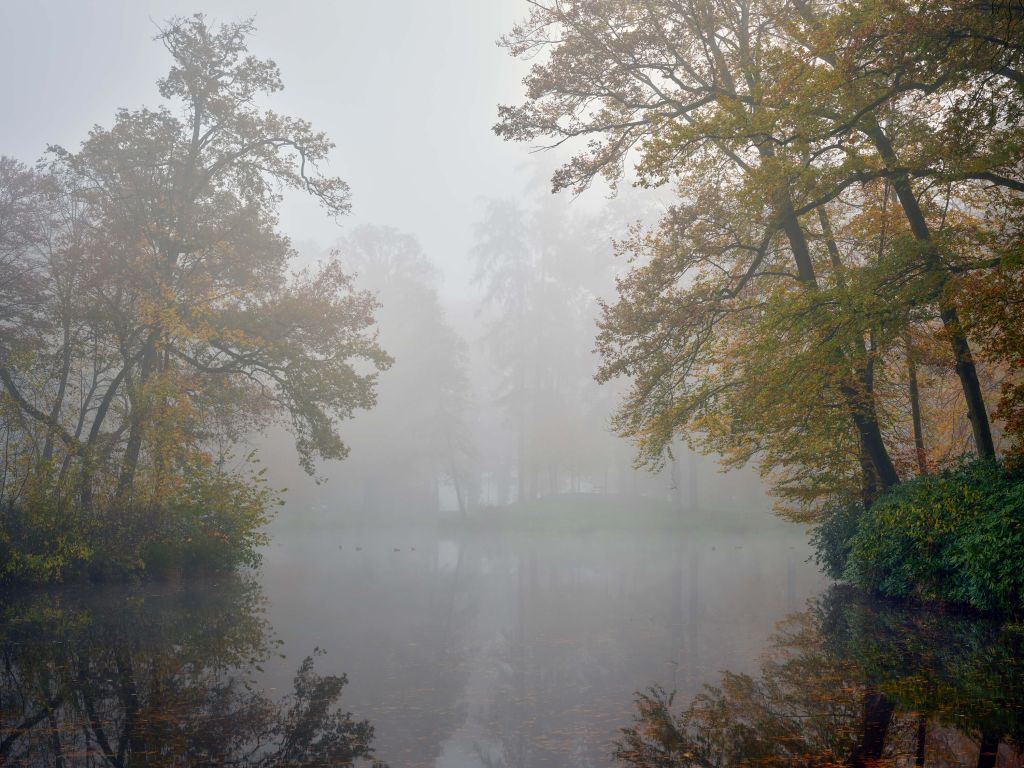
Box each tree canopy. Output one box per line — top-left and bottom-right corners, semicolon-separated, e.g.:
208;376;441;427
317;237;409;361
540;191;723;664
497;0;1024;516
0;15;388;581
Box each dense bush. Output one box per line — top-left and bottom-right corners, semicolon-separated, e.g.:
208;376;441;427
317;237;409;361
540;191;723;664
0;459;276;584
809;501;864;580
137;457;275;575
827;460;1024;613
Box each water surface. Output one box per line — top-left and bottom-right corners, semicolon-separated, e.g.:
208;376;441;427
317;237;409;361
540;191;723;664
3;513;1020;766
259;524;822;766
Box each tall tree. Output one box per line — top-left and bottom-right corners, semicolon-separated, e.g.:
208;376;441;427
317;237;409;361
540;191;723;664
0;16;388;577
497;0;900;508
495;0;1023;512
776;0;1022;460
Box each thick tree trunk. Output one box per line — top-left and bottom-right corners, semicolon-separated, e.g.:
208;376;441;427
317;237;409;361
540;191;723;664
847;396;901;491
116;336;158;502
849;689;895;767
76;358;135;513
116;415;144;502
866;124;996;460
915;715;927;766
778;196;818;285
42;317;74;463
787;202;901;492
941;303;996;460
858;441;879;508
819;206;901;494
976;730;1000;768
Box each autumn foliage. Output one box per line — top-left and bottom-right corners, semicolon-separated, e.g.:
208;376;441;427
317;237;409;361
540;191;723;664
497;0;1024;518
0;17;388;582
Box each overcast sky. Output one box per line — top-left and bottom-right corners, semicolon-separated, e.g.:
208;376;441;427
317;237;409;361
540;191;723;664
0;0;554;295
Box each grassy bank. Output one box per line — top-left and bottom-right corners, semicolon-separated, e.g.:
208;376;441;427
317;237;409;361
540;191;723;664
439;492;795;535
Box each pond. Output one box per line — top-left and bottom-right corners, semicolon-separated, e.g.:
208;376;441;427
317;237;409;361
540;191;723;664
2;515;1021;766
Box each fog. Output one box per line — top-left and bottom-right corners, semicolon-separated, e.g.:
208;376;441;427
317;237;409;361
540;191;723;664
262;192;771;523
1;0;531;294
4;2;1016;766
1;0;766;518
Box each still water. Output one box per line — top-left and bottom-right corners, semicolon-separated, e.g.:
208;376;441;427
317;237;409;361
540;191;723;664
2;514;1022;766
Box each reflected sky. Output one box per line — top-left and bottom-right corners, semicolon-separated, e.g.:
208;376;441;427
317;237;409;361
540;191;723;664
258;524;824;766
5;524;1017;767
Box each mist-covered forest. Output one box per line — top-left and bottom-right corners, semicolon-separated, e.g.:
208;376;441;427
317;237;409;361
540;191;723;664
1;1;1023;766
264;192;766;525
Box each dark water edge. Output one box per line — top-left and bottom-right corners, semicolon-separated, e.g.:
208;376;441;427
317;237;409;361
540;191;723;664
1;522;1021;766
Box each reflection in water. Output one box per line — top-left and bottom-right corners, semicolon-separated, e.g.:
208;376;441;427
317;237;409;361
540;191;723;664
260;527;823;766
9;528;1018;767
615;586;1024;767
0;580;384;766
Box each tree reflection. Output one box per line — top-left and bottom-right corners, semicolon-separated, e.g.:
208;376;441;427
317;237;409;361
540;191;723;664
615;586;1024;767
0;580;384;766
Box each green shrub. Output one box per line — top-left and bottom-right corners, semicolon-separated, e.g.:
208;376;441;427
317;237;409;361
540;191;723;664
0;493;95;583
139;457;275;576
1;456;277;585
1;473;113;583
809;501;864;579
842;460;1024;613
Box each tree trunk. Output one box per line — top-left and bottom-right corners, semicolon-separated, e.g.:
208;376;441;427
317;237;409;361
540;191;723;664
849;689;895;767
915;715;926;767
77;358;135;512
116;336;158;502
866;124;996;460
976;730;1000;768
777;195;818;286
784;197;899;490
819;205;900;494
445;431;466;518
42;317;74;463
848;396;900;491
858;442;879;508
117;413;145;502
942;303;996;460
907;336;928;475
46;707;65;768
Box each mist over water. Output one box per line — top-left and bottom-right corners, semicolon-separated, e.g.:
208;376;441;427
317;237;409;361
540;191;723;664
257;523;823;767
0;518;824;767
